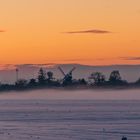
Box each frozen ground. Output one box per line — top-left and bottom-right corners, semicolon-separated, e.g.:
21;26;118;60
0;99;140;140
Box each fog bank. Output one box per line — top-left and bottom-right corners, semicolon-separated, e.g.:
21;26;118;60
0;89;140;100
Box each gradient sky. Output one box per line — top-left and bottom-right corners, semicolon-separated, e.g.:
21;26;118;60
0;0;140;65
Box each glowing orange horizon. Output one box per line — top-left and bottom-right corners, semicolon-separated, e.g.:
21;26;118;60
0;0;140;65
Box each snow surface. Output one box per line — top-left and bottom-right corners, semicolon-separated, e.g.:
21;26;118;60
0;99;140;140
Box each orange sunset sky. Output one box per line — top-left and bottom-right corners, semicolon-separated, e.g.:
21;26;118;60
0;0;140;65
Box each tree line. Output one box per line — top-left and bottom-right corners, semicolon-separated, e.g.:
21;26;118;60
0;68;140;91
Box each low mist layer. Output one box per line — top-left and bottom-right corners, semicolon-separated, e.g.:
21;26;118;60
0;89;140;100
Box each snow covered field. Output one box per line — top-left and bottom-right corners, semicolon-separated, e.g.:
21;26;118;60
0;90;140;140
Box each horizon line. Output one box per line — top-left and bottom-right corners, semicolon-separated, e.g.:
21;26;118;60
1;63;140;71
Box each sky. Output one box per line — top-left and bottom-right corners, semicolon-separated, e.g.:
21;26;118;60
0;0;140;65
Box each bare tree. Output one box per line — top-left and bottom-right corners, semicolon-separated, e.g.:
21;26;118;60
89;72;106;85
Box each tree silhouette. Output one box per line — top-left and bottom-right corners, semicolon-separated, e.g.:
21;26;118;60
15;79;27;88
29;78;37;86
38;68;47;85
46;71;57;86
109;70;121;85
78;78;87;85
109;71;121;82
135;77;140;84
47;71;53;81
122;136;127;140
109;70;127;85
89;72;105;85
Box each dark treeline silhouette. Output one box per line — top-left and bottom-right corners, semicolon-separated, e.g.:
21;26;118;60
0;67;140;91
88;70;128;87
122;136;127;140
